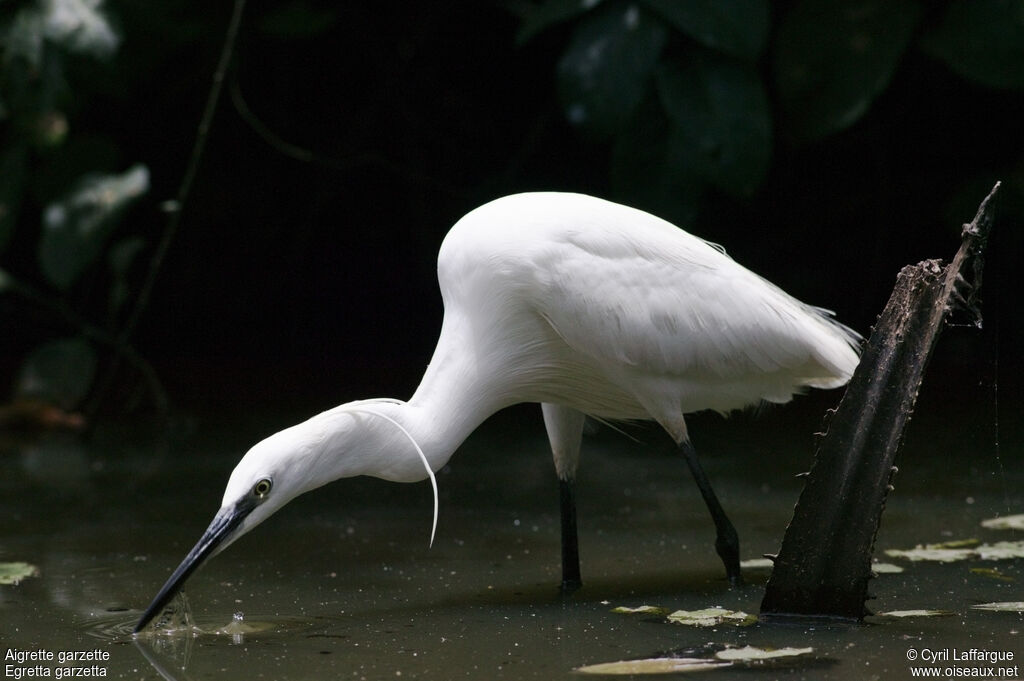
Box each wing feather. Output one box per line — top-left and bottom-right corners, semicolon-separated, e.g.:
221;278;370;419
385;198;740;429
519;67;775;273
526;204;859;392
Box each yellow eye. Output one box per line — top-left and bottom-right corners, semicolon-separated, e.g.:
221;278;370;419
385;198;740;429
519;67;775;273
253;478;272;497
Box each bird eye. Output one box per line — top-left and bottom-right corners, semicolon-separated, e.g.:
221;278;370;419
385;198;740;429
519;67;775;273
253;478;272;497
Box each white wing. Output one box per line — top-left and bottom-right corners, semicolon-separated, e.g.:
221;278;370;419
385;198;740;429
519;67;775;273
440;192;861;420
519;195;860;408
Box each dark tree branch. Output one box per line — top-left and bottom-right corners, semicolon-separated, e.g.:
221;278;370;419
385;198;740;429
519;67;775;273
759;182;1000;621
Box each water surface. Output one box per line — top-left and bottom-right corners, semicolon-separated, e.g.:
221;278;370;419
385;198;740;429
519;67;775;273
1;402;1020;679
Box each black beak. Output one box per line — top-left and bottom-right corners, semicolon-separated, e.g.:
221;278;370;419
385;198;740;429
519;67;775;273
134;499;254;633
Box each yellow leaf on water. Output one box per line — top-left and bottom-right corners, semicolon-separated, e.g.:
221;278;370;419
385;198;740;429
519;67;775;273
666;608;756;627
980;514;1024;531
576;657;730;674
886;539;1024;562
976;541;1024;560
884;547;975;562
971;602;1024;612
739;558;774;569
611;605;668;615
715;645;813;661
0;562;38;585
969;567;1015;582
929;538;981;549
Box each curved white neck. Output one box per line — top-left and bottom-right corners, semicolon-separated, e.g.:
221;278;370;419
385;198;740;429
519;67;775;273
303;315;506;485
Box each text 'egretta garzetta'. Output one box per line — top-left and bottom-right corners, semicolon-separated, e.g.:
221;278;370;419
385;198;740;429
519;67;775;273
135;192;861;632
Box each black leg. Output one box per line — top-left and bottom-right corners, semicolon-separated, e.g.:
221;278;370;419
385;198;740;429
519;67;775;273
559;478;582;592
680;440;742;586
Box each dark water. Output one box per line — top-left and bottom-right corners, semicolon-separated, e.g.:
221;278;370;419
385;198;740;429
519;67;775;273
1;401;1021;680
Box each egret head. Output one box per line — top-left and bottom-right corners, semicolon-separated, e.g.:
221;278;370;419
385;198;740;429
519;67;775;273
134;401;438;633
132;425;324;633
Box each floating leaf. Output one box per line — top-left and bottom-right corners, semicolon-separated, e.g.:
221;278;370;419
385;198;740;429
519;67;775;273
981;514;1024;531
773;0;921;140
969;567;1015;582
557;2;668;138
929;538;981;549
871;562;904;574
971;602;1024;612
15;337;97;410
976;541;1024;560
740;558;775;570
39;164;149;289
0;562;39;585
611;605;668;615
655;54;772;197
640;0;768;59
576;657;730;675
884;546;976;563
877;609;955;618
715;645;813;661
886;540;1024;562
920;0;1024;90
667;607;756;627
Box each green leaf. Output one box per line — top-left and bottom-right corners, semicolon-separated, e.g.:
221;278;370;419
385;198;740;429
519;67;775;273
640;0;768;59
773;0;922;141
39;164;149;290
515;0;606;45
557;1;668;139
16;337;97;410
920;0;1024;90
656;54;772;197
969;567;1015;582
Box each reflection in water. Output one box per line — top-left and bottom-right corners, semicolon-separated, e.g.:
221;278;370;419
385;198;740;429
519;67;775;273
134;638;197;681
130;604;320;679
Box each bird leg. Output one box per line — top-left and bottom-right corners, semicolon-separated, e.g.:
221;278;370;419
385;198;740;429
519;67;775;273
680;440;742;586
541;403;586;593
559;478;582;592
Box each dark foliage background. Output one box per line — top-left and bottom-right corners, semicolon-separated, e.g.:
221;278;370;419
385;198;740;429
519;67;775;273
1;0;1022;427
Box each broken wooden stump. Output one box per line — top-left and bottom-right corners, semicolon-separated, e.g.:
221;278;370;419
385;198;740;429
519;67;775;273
759;182;1000;621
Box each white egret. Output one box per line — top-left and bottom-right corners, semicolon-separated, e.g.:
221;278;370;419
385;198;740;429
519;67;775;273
135;192;861;632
